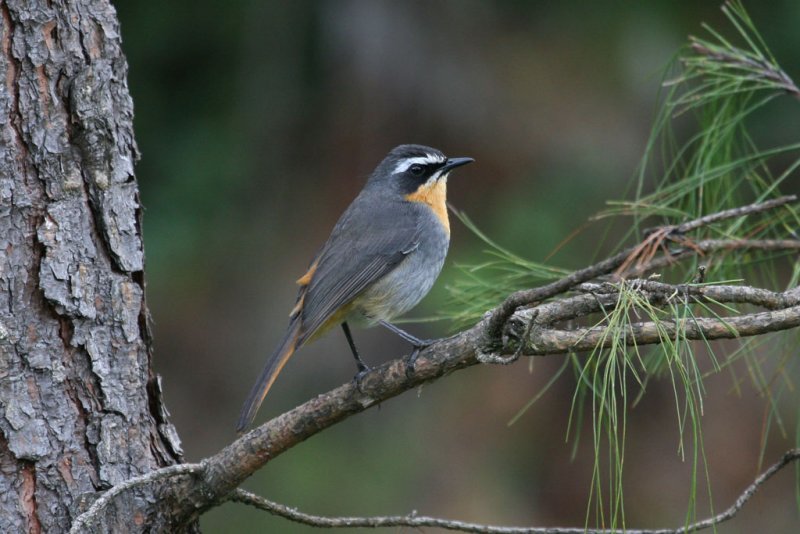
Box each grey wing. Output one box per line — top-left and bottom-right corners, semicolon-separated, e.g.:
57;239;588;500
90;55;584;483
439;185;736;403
297;198;421;344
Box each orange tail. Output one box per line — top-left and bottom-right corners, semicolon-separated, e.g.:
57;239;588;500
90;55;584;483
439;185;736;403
237;319;301;432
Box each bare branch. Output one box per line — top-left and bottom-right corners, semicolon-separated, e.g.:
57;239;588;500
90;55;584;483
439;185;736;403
71;275;800;531
226;449;800;533
671;195;796;233
486;197;798;344
680;449;800;531
514;281;800;355
70;463;205;534
623;238;800;277
574;280;800;311
68;201;800;531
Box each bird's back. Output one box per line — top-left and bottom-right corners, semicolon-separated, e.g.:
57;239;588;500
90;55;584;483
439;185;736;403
296;188;430;339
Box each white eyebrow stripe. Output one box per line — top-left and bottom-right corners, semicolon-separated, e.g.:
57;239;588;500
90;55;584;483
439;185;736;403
393;154;446;174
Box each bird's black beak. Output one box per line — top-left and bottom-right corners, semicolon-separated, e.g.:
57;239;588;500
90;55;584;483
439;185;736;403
440;157;474;174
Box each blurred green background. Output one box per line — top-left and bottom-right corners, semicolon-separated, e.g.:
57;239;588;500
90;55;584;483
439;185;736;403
114;1;800;532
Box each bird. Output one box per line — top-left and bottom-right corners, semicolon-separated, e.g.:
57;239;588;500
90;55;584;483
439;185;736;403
237;144;473;432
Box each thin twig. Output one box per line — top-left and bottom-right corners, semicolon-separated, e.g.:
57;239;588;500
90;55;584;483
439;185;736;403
623;238;800;276
484;247;651;346
227;449;800;533
623;196;796;277
681;449;800;531
72;276;800;532
578;280;800;311
68;233;800;531
674;195;796;233
485;198;798;344
69;463;205;534
514;281;800;355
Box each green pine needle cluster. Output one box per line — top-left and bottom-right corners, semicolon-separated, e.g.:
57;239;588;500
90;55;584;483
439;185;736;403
441;1;800;528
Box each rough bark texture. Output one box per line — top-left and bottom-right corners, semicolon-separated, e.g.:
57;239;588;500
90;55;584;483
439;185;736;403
0;0;182;531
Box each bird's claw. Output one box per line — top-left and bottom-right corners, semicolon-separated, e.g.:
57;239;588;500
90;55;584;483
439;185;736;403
404;339;435;379
353;363;372;393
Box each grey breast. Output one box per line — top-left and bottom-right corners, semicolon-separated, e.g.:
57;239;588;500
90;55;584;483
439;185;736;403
354;206;450;323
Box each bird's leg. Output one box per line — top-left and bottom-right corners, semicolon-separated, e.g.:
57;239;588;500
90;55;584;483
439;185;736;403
378;320;436;372
341;322;371;387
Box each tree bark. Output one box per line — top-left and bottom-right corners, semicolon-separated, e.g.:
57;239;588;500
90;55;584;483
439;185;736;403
0;1;182;531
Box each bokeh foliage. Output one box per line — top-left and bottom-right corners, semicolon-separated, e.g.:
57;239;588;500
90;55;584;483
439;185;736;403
115;1;800;531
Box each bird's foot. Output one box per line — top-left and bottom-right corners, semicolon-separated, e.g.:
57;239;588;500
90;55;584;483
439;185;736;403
404;338;437;379
353;362;372;393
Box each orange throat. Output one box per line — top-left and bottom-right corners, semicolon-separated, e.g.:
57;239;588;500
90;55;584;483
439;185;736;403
404;178;450;234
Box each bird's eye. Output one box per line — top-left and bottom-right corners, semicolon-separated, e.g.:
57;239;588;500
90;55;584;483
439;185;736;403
409;164;424;176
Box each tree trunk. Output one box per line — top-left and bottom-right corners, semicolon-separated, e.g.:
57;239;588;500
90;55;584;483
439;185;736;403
0;0;183;531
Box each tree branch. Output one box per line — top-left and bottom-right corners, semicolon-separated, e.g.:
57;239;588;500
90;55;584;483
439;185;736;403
224;449;800;533
73;448;800;533
71;276;800;530
187;276;800;524
622;238;800;277
510;281;800;356
671;195;797;233
485;196;797;344
69;200;800;531
69;464;205;534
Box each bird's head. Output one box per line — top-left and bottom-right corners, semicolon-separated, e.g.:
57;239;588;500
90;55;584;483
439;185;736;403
369;144;473;196
368;144;473;234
